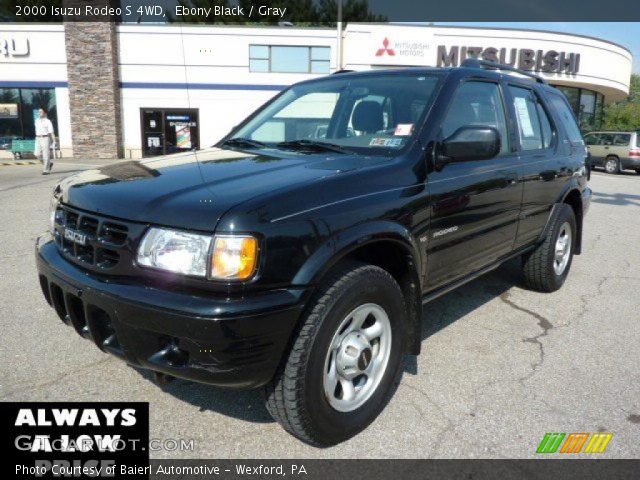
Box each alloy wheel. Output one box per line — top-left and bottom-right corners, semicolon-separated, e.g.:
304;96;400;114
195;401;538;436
553;222;572;276
323;303;392;412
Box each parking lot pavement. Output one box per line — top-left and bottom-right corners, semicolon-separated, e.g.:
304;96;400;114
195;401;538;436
1;163;638;459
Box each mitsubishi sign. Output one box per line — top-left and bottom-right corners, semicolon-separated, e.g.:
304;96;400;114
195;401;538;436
363;29;434;65
437;45;581;74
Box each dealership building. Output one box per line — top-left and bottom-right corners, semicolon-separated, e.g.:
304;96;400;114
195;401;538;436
0;22;633;159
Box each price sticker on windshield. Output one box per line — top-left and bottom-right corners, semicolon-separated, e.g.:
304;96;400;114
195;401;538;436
394;124;414;136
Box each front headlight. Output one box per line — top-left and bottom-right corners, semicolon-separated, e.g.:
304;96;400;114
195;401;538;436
136;228;259;280
137;228;212;277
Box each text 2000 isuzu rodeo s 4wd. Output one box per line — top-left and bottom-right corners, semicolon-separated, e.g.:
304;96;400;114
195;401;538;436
36;60;591;446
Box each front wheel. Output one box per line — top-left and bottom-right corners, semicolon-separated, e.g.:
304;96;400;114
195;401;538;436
635;169;640;175
264;262;406;446
522;204;577;292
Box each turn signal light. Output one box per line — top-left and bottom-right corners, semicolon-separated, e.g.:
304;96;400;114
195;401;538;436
210;236;258;280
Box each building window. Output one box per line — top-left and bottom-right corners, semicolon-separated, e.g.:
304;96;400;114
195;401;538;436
0;87;57;150
552;85;604;133
249;45;330;74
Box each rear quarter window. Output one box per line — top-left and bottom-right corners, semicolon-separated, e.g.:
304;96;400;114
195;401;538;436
547;92;583;143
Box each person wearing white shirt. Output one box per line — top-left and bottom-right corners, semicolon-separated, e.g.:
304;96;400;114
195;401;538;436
34;107;55;175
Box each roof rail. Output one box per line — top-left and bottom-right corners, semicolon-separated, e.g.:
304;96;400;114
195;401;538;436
333;69;354;75
461;58;548;84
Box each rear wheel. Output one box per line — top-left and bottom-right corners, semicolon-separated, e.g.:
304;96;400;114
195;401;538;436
604;156;620;174
264;262;406;446
522;204;576;292
635;169;640;175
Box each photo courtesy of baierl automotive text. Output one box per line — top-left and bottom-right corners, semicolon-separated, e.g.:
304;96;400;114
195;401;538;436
2;0;640;477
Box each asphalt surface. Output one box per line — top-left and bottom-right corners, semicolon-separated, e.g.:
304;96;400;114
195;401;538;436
1;161;638;458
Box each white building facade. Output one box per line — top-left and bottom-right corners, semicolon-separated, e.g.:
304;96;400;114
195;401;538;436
0;22;633;159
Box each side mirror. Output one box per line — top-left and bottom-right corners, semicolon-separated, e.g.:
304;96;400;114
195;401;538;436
437;126;501;166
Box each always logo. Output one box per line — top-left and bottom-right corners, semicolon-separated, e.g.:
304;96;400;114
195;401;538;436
3;402;149;478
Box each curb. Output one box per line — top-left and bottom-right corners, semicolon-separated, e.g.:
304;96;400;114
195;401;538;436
0;161;40;167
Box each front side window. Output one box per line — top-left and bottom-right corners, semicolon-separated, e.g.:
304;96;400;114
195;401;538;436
584;133;599;146
509;86;553;151
229;72;442;156
441;81;509;155
249;45;330;74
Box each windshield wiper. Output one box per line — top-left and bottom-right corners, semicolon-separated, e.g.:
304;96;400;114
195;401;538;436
276;139;349;154
220;137;266;149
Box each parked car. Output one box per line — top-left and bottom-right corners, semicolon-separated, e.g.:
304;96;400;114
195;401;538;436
584;131;640;174
0;136;19;150
36;59;591;446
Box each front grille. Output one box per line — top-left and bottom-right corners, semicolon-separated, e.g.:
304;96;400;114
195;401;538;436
52;204;144;275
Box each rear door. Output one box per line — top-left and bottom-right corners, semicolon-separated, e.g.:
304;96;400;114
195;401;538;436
595;133;614;164
425;79;522;290
506;83;563;248
611;133;632;167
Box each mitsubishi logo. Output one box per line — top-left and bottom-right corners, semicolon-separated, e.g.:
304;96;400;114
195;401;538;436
375;37;395;57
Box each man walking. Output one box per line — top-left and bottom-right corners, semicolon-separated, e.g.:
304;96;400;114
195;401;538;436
34;107;55;175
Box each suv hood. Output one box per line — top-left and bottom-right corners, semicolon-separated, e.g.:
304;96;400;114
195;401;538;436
58;147;368;232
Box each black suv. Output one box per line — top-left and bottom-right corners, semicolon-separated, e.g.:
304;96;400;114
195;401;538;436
36;60;591;446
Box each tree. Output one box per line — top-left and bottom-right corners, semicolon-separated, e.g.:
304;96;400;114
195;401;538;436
602;74;640;131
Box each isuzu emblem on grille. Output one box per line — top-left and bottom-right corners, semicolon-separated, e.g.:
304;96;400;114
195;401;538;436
64;228;87;246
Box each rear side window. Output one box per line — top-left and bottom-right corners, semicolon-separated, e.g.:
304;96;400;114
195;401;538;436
612;134;631;146
547;92;583;143
599;134;614;145
508;86;553;151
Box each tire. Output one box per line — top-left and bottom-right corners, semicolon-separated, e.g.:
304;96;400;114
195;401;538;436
264;262;406;446
604;156;620;174
522;204;577;292
635;169;640;175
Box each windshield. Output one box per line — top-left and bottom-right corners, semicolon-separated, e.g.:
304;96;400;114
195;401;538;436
227;72;442;156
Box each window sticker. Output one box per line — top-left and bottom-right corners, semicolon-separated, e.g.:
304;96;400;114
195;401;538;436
514;97;535;138
369;137;403;147
394;123;414;136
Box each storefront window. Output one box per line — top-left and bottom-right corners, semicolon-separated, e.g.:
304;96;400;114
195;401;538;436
140;108;199;158
551;85;604;132
0;87;58;150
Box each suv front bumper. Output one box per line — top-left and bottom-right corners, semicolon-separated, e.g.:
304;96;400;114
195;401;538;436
36;233;305;389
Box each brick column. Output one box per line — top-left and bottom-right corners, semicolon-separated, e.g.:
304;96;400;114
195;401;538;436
64;14;123;159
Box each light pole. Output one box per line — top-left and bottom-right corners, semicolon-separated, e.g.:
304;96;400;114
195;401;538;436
336;0;343;70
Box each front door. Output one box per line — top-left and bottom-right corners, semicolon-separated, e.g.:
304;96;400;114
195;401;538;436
425;79;522;290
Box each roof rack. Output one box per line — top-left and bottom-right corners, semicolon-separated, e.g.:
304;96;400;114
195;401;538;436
333;69;355;75
461;58;547;84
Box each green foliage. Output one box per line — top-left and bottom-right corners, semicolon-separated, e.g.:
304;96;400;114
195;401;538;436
602;74;640;131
